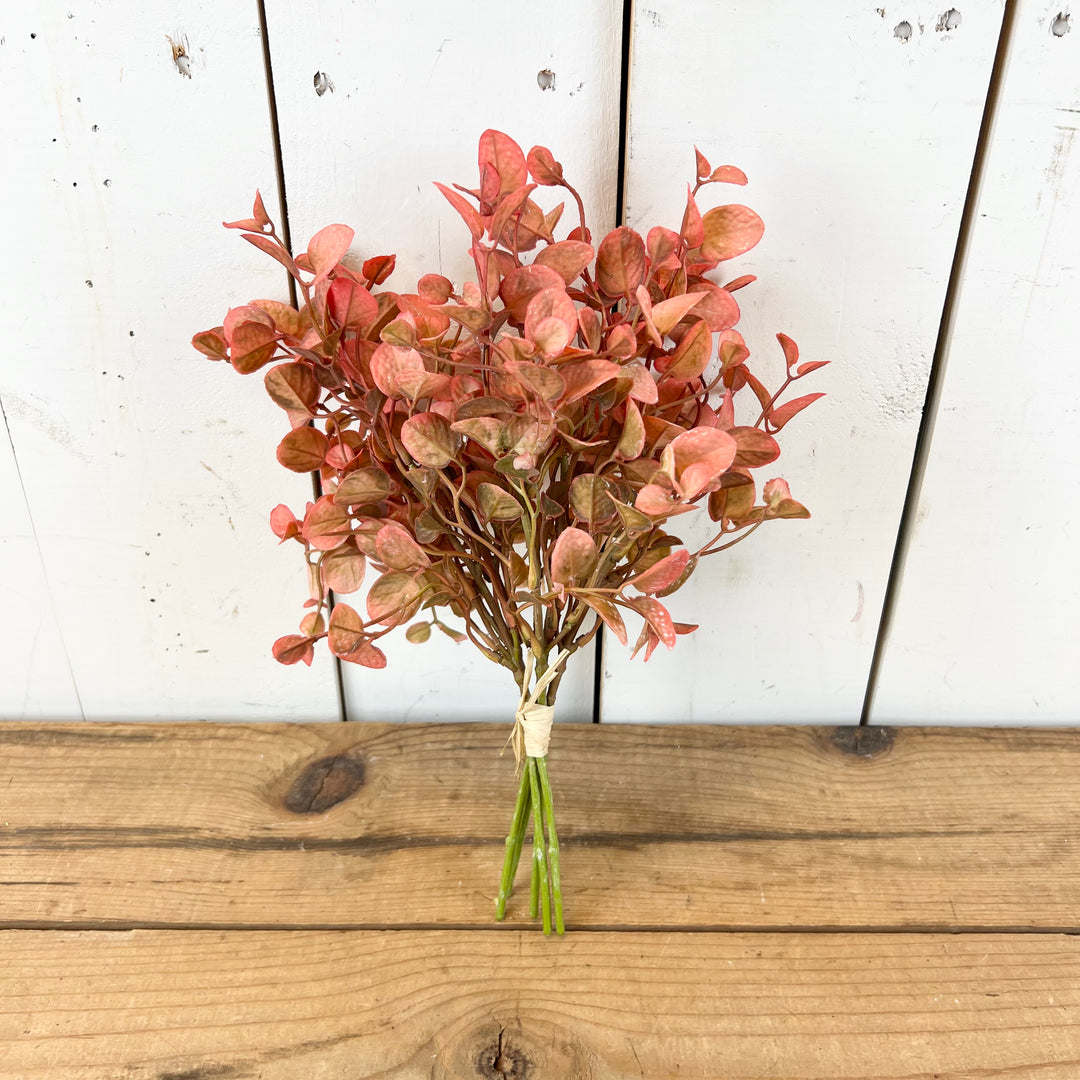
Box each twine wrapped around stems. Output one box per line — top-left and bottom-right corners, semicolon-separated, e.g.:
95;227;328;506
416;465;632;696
509;648;571;774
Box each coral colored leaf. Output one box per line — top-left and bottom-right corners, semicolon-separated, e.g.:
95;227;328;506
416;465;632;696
625;549;691;595
577;307;601;352
333;467;392;507
768;392;825;431
797;360;830;377
327;278;378;327
560;359;622;404
686;282;740;332
264;363;319;413
772;498;811;520
622;361;659;404
191;328;229;360
442;304;492;333
371;343;424;398
375;522;430;571
490;182;537;246
700;204;765;261
273;635;314;666
503;360;565;403
724;274;756;293
533;240;595;284
596;226;647;297
526;145;564;186
478;129;528;199
647;226;681;271
401;412;455;468
433;182;484;239
664;319;712;382
605;323;637;360
499;264;565;322
450;417;506;457
665;426;738;498
630;596;677;650
252;189;272;228
576;592;628;646
478;482;523;522
228;321;277;374
616;398;646;460
681;186;704;249
277;427;329;472
776;332;799;369
307;224;354;280
418;274;453;305
730;426;781;468
242;233;300;278
362;254;396;285
270;504;299;542
694;147;712;179
321;546;367;593
550;527;599;586
525;285;576;344
327;602;365;657
366;571;423;627
531;317;571;359
302;495;352;551
710;165;748;185
650;292;705;338
635;484;693;518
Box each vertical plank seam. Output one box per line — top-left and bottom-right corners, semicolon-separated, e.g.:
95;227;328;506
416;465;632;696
596;0;637;725
859;0;1021;725
0;397;86;721
256;0;347;723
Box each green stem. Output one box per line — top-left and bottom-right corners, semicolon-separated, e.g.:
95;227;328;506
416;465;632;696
527;758;552;935
495;764;532;921
535;756;564;935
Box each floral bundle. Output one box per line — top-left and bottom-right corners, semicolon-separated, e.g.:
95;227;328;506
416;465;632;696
193;130;823;934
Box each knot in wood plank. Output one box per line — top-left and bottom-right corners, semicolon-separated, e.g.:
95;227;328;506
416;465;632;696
284;753;366;814
829;725;896;760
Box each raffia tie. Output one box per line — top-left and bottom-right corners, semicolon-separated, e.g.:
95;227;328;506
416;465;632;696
509;648;571;775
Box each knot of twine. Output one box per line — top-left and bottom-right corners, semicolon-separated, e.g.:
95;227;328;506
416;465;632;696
508;649;571;775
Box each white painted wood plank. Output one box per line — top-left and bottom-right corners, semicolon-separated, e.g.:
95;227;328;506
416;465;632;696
0;406;82;719
603;2;1004;722
873;2;1080;723
0;2;339;719
263;0;623;722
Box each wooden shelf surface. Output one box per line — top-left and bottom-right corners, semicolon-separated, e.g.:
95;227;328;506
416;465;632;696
1;721;1078;1077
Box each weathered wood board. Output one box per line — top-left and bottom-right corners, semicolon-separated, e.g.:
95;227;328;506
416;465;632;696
873;2;1080;723
261;0;624;722
2;721;1077;930
604;2;1006;722
3;928;1078;1078
0;3;339;720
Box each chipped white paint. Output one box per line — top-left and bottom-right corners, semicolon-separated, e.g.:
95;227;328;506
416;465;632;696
0;2;339;719
873;0;1080;723
602;1;1005;723
262;0;623;722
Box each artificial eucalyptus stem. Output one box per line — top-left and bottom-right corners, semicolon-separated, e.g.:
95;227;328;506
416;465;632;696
495;763;532;921
535;754;564;934
527;757;552;934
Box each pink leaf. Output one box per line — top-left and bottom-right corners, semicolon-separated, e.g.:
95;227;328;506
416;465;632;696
273;635;314;666
433;182;484;240
596;227;647;297
375;522;430;571
366;571;423;627
401;411;455;468
625;549;691;595
478;129;528;200
307;224;354;281
321;546;367;593
709;165;748;185
700;204;764;261
550;527;599;585
768;392;825;431
576;592;628;646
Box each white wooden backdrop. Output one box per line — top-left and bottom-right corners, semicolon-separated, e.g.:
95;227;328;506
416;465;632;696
3;0;1077;726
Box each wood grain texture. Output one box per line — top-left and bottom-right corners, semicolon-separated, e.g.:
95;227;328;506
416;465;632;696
1;929;1078;1078
604;2;1005;723
873;2;1080;723
0;2;339;720
261;0;623;723
2;721;1078;930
